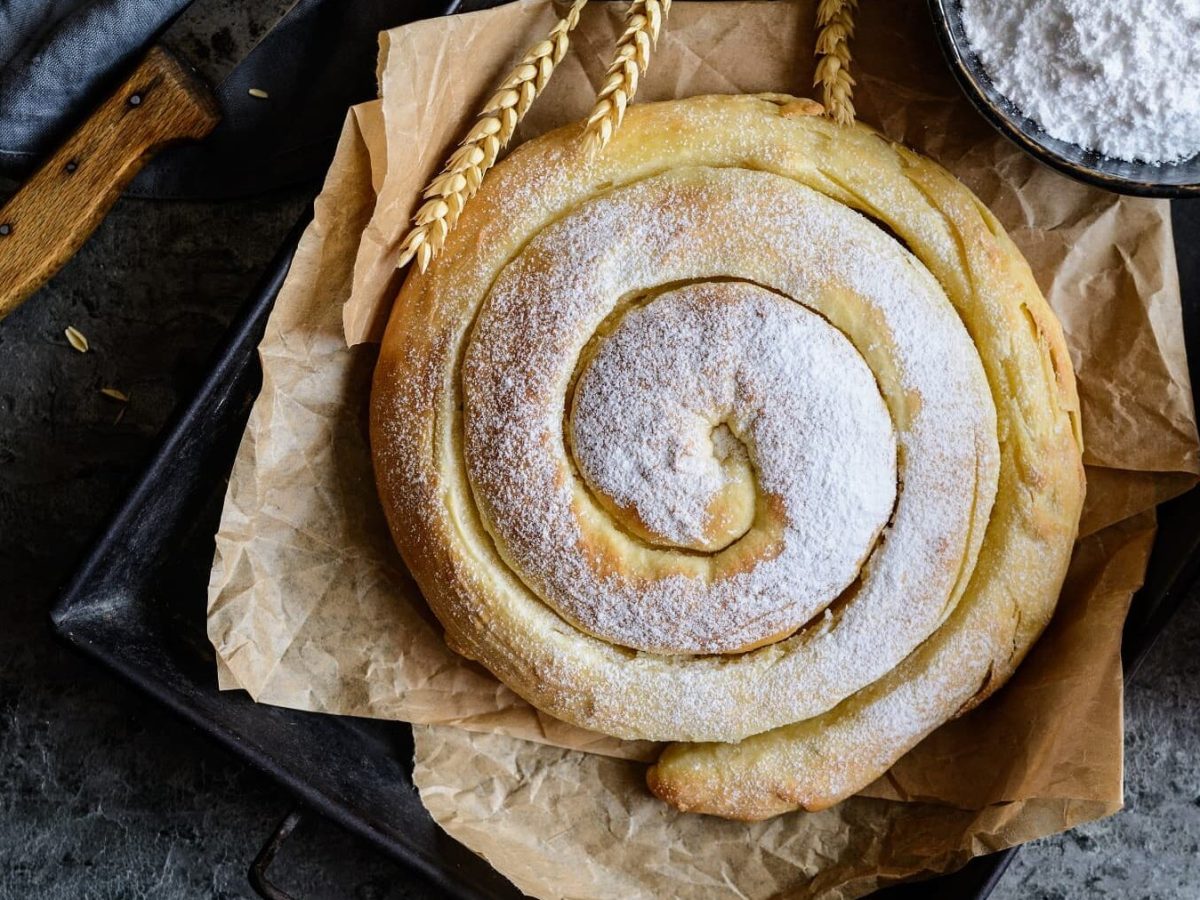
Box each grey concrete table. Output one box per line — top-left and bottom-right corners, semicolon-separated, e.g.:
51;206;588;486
2;52;1199;900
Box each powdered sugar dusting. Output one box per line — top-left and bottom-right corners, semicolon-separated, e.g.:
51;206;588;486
372;99;1029;755
462;165;999;673
565;283;895;649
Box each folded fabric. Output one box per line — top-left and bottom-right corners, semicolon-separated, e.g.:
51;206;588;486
0;0;188;175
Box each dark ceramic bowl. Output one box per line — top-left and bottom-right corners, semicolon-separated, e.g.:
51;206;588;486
928;0;1200;198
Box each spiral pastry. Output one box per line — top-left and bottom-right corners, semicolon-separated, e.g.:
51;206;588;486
371;95;1085;821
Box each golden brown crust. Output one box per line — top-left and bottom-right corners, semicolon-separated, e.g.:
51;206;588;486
370;94;1085;820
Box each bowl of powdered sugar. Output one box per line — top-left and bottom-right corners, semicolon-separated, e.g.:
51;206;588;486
929;0;1200;196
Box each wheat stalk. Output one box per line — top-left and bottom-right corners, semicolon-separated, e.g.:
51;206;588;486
582;0;672;155
397;0;589;272
814;0;858;126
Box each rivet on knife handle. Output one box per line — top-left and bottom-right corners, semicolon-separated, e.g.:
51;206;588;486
0;46;220;321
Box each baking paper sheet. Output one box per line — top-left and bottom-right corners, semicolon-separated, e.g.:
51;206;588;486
208;1;1200;896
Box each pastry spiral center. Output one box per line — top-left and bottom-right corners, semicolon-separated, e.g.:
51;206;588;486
569;285;896;562
459;166;995;658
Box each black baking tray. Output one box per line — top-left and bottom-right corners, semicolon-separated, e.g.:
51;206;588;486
50;10;1200;900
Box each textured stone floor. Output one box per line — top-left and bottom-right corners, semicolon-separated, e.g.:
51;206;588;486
2;188;1198;900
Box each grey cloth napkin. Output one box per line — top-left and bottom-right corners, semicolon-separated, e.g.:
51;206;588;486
0;0;189;175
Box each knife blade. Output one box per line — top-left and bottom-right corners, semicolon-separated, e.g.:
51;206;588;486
132;0;462;202
0;0;300;321
161;0;300;89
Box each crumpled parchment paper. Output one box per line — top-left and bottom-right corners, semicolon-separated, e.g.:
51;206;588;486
208;1;1200;896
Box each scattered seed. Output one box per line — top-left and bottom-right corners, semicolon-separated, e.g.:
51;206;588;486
113;406;126;426
100;387;129;402
64;326;89;352
248;88;269;99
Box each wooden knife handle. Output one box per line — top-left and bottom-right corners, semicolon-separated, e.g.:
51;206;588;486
0;46;220;320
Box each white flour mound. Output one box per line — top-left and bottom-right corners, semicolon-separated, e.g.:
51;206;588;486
960;0;1200;163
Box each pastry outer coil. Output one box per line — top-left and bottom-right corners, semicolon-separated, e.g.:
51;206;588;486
371;94;1086;820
